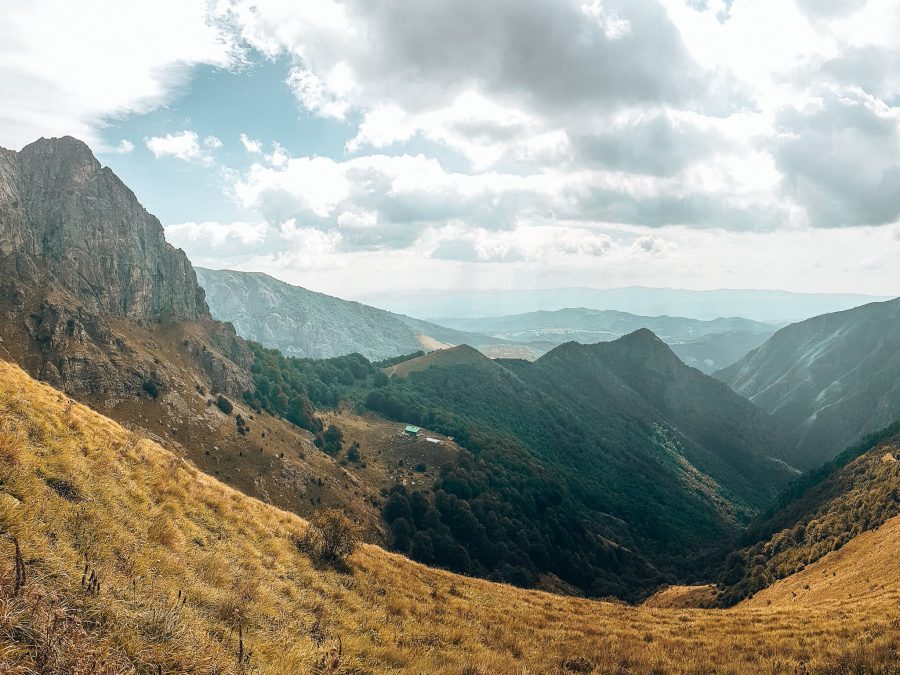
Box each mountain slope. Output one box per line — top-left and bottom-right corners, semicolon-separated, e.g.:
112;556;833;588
1;359;896;673
716;424;900;605
196;267;502;361
0;137;417;538
196;267;424;360
716;298;900;468
365;331;796;598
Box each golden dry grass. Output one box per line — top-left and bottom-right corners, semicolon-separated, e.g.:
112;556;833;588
0;359;897;673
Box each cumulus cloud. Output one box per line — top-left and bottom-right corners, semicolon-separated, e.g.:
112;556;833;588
165;220;269;252
0;0;236;149
10;0;900;294
239;133;263;154
146;131;222;165
774;91;900;227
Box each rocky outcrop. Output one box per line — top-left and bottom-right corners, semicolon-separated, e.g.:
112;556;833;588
0;137;253;403
0;136;208;322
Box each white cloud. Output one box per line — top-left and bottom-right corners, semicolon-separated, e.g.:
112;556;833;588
165;220;269;252
239;133;263;154
145;130;221;165
265;142;289;167
107;139;135;154
0;0;236;149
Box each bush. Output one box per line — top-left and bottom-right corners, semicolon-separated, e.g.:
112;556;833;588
142;378;160;399
346;441;362;464
301;509;359;565
216;395;234;415
322;424;343;455
236;414;249;436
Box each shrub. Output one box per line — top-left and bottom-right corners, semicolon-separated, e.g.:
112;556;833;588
216;395;234;415
142;378;160;399
345;441;362;464
322;425;343;456
301;509;359;565
236;414;249;436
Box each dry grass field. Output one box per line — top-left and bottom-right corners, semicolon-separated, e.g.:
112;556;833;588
0;359;897;673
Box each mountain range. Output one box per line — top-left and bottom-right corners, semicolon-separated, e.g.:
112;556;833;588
440;307;777;372
0;136;898;670
360;286;889;323
364;330;796;596
196;270;778;372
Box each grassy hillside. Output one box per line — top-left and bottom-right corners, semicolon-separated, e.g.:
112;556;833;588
383;345;489;379
0;359;897;673
716;425;900;605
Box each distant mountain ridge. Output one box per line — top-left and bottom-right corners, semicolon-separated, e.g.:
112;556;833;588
440;307;777;372
716;298;900;468
361;287;888;323
196;268;423;360
196;267;503;361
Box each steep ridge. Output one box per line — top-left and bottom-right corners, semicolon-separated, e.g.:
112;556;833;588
0;137;235;400
0;137;206;321
365;331;796;598
716;297;900;468
196;267;502;361
0;360;895;673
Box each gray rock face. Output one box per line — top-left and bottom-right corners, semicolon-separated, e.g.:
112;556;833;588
0;136;208;322
0;137;252;402
195;268;424;361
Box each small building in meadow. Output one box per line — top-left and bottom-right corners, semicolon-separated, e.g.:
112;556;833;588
403;425;421;437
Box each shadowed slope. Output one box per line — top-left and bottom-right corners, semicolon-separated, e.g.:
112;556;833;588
717;298;900;468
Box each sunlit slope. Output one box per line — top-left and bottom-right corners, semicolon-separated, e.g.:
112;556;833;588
743;514;900;609
0;359;896;673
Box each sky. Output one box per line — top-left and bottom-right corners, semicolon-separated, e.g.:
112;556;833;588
2;0;900;299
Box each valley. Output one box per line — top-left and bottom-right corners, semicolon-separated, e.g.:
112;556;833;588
0;361;896;673
0;135;897;672
6;0;900;670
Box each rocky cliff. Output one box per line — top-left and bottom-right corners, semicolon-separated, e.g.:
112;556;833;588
0;137;247;401
0;136;207;322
